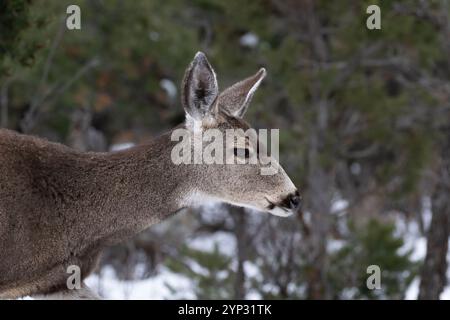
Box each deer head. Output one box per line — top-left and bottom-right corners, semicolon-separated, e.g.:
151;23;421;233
177;52;301;217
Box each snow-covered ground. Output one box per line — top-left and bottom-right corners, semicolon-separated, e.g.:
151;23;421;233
85;230;238;299
85;266;195;300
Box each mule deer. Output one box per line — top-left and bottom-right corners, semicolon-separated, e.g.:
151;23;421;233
0;52;300;299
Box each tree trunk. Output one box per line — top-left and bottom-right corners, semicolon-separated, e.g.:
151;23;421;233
303;0;332;299
1;79;12;128
230;206;247;299
306;165;331;299
419;132;450;299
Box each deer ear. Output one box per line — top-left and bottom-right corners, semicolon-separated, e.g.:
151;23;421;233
218;68;266;118
181;52;219;121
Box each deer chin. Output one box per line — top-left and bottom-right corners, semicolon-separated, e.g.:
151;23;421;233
267;206;294;218
239;202;294;217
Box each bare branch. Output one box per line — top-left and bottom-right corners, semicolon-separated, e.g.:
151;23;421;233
21;58;100;133
24;16;66;132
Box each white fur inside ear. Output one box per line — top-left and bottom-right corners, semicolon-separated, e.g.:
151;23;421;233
242;68;266;109
186;113;202;133
211;69;219;97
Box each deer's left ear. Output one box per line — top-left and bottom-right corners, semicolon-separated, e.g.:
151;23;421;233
218;68;266;118
181;52;219;121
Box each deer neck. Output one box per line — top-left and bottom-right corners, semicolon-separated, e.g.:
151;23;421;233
65;130;192;245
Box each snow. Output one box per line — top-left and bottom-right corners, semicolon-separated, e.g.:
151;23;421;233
421;196;432;231
244;261;262;281
396;217;426;262
397;215;426;300
82;227;243;299
440;287;450;300
246;291;262;300
327;239;346;253
189;231;236;257
331;199;349;214
240;33;259;48
397;196;450;300
405;278;420;300
85;265;195;300
110;142;135;151
405;249;450;300
160;79;177;99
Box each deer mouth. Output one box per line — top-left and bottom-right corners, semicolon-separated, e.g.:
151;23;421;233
264;191;301;217
264;197;294;217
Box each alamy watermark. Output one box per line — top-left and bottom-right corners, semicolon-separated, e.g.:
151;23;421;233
66;265;81;290
66;5;81;30
171;128;279;176
65;4;381;32
366;5;381;30
366;264;382;290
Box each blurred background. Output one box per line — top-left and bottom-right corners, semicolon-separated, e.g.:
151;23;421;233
1;0;449;299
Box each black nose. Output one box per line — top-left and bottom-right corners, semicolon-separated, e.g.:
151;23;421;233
288;193;301;210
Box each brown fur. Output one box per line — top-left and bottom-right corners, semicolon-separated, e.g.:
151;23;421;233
0;128;187;298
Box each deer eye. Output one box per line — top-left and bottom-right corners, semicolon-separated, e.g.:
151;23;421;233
233;148;250;159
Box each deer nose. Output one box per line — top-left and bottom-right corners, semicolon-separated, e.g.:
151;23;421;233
288;192;301;210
